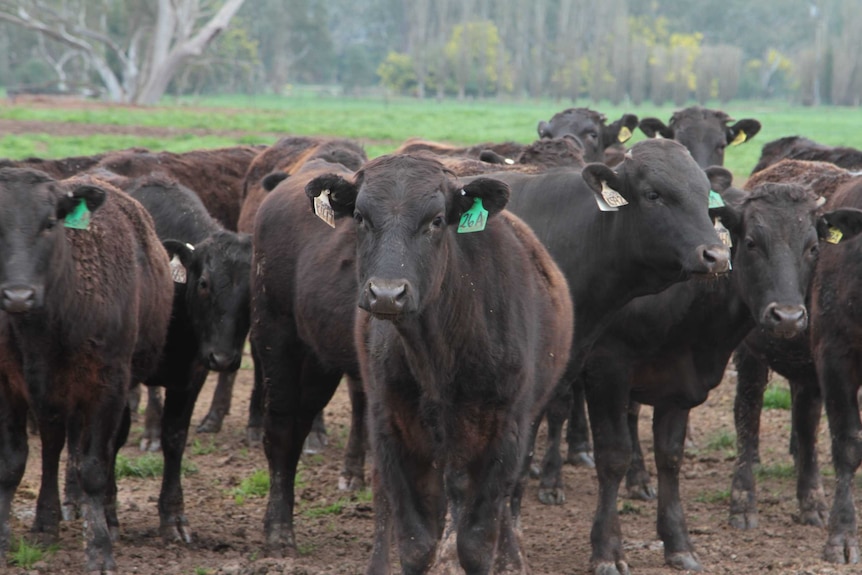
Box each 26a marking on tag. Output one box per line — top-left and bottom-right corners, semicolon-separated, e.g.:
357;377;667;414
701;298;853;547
458;197;488;233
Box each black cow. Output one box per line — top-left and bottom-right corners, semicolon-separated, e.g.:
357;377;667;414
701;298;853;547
574;181;847;574
811;178;862;565
0;169;172;573
751;135;862;174
537;107;639;164
309;154;573;573
638;106;761;168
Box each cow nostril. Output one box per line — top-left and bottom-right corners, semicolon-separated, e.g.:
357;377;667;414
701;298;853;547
367;280;409;314
698;245;730;273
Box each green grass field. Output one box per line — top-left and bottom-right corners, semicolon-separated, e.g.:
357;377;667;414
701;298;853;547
2;94;861;182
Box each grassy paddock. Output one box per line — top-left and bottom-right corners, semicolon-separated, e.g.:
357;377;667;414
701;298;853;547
1;95;861;181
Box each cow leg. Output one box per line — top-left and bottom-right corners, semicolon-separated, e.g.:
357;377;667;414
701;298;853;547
0;390;29;556
819;352;862;564
566;376;595;467
365;466;392;575
585;372;632;575
157;363;209;544
653;405;701;571
31;406;65;543
140;386;163;452
730;343;769;529
246;342;265;445
339;375;368;492
625;401;655;500
304;410;328;454
263;350;343;558
197;370;236;433
537;378;571;505
790;376;827;527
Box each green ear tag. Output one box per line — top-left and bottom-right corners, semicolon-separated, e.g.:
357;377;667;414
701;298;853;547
63;199;91;230
708;190;725;209
457;198;488;234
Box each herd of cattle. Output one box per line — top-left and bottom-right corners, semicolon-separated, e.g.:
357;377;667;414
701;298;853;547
1;105;862;574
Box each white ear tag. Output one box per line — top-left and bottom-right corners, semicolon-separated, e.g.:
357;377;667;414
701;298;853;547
714;217;732;248
313;189;336;228
594;181;629;212
504;158;515;165
169;254;187;284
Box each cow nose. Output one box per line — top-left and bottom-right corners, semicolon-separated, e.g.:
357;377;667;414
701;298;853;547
2;287;35;313
367;279;410;316
207;351;239;372
763;303;808;337
697;244;731;274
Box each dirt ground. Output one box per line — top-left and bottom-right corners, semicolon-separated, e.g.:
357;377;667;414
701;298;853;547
3;108;862;574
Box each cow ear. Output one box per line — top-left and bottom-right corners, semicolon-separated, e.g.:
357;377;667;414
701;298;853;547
638;117;674;139
818;208;862;244
478;149;509;165
163;239;196;284
56;184;107;225
727;119;762;146
305;173;358;218
603;113;639;146
262;171;289;192
537;120;551;138
582;163;627;210
449;178;509;224
704;166;742;230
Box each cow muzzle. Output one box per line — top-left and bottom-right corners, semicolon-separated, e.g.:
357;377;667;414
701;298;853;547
761;302;808;339
695;244;731;275
361;278;413;319
0;284;37;314
205;350;242;372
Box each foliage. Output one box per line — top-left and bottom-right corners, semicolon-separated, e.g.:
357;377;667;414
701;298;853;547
763;381;792;410
9;538;55;569
443;20;510;97
232;469;271;504
377;52;417;96
115;453;198;480
173;23;262;96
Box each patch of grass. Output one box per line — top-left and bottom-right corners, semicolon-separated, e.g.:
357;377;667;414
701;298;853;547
696;489;731;504
354;488;374;504
9;538;56;569
232;469;270;504
194;568;211;575
303;498;352;518
763;381;792;410
755;463;795;480
618;501;641;515
191;438;217;456
115;453;198;479
705;430;736;452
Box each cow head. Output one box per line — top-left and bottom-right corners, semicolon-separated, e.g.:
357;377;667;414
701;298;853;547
713;182;839;338
580;139;731;281
305;154;509;320
0;168;107;313
537;108;638;163
638;106;762;168
164;230;253;371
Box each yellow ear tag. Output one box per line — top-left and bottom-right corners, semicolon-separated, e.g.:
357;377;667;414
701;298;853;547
826;226;843;245
730;130;747;146
618;126;632;143
313;189;336;228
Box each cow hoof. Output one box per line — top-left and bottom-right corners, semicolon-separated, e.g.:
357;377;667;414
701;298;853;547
196;412;224;434
594;560;630;575
666;551;702;571
338;473;366;492
796;508;828;528
528;463;541;479
537;487;565;505
729;511;758;530
246;426;264;445
303;430;328;455
824;533;861;564
109;525;120;543
139;436;161;452
62;502;82;521
626;482;656;501
566;450;595;468
265;529;298;559
160;517;192;544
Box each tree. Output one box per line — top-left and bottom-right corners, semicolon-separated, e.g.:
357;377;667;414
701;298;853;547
0;0;246;104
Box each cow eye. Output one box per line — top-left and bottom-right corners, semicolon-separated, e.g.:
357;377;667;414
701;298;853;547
808;243;819;257
745;237;756;250
43;218;57;231
353;211;363;224
586;131;598;141
199;277;209;291
645;190;660;201
430;216;445;230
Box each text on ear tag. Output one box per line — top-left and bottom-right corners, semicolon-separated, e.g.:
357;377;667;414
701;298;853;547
169;254;187;284
730;130;747;146
618;126;632;143
313;189;336;228
708;190;725;208
826;226;843;245
714;218;732;248
64;199;91;230
458;198;488;233
601;182;628;208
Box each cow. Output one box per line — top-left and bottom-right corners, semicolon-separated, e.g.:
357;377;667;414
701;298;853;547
0;152;116;179
573;179;845;574
445;136;586;175
393;137;527;163
638;106;761;169
536;107;639;164
810;177;862;565
0;168;172;573
751;135;862;174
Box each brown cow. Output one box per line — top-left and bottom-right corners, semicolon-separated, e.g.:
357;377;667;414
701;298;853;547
751;135;862;174
393;137;526;163
0;168;172;573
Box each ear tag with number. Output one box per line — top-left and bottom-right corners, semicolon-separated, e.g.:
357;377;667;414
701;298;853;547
618;126;632;143
63;199;91;230
313;189;336;228
730;130;747;146
714;217;733;248
457;197;488;233
708;190;725;208
594;181;629;212
826;226;843;245
169;254;187;284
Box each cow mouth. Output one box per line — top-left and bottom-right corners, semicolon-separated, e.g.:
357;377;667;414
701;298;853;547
369;311;404;322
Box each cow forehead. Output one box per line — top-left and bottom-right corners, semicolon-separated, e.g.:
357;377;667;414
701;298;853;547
359;157;452;200
0;172;58;216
